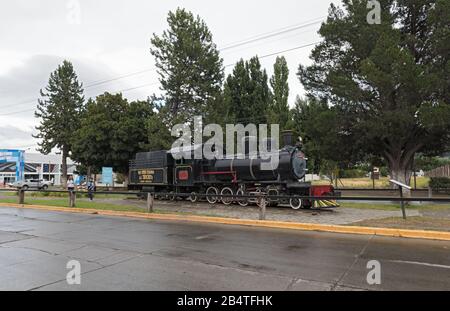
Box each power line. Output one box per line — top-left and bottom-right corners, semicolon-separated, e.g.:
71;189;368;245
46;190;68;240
73;17;324;91
0;70;157;109
0;77;159;110
219;18;324;51
0;16;325;110
259;41;320;60
224;41;320;68
0;41;319;117
0;107;37;116
84;68;155;89
0;17;325;114
0;82;159;116
221;28;317;57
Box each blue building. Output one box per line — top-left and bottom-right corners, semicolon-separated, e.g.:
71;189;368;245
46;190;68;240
0;149;24;183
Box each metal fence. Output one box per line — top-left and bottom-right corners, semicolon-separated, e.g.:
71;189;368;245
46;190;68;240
1;187;450;221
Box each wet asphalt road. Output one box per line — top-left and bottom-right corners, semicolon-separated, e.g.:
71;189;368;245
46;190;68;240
0;206;449;291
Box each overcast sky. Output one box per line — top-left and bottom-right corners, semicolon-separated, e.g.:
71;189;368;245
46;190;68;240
0;0;340;152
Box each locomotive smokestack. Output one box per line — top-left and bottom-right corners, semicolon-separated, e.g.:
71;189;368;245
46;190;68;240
281;130;294;147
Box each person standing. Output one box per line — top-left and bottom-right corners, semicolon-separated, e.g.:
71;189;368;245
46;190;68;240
67;176;76;207
67;177;75;192
87;178;95;201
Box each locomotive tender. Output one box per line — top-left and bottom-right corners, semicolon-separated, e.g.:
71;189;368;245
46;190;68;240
128;132;339;209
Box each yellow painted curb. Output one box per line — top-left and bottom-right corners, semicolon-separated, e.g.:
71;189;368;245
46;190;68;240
1;203;450;241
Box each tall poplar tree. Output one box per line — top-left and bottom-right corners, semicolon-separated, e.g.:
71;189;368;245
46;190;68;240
268;56;291;130
224;56;271;125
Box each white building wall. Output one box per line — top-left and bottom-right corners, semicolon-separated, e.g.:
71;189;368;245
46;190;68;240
23;153;76;186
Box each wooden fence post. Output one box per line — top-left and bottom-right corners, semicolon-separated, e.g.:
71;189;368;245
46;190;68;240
258;196;266;220
399;187;406;220
147;192;154;213
19;189;25;204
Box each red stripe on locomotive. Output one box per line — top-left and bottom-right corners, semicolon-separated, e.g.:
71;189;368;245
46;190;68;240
310;185;334;196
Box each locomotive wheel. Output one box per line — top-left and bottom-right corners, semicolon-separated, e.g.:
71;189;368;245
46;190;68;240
220;187;234;205
188;192;198;203
290;198;302;210
206;187;219;204
169;191;176;201
236;189;248;207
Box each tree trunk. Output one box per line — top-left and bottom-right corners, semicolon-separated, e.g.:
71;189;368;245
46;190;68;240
383;140;424;198
61;148;68;188
388;156;413;197
124;173;129;187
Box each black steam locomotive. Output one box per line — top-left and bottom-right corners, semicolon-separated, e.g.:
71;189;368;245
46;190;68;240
128;133;339;209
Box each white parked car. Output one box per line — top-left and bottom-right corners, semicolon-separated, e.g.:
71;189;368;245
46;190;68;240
12;179;52;190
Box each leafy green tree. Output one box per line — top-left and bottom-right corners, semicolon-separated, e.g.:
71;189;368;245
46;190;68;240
150;8;224;123
298;0;450;189
34;60;84;187
268;56;291;130
291;97;362;178
224;56;271;125
71;93;152;179
74;164;100;180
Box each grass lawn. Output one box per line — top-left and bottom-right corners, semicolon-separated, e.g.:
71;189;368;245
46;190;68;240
0;191;132;199
339;202;450;211
350;216;450;232
0;197;222;217
312;176;430;188
0;191;17;197
0;197;143;212
2;196;448;213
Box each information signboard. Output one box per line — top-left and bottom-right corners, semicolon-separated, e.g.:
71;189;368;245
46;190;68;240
102;167;113;185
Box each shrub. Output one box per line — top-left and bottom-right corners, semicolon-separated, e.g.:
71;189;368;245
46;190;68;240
429;177;450;191
379;167;389;177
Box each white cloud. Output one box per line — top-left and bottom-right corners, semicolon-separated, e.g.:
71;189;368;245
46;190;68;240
0;51;29;75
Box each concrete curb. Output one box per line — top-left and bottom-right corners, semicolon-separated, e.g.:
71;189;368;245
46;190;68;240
1;202;450;241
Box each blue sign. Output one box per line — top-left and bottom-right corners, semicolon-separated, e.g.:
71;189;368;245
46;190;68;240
0;149;25;181
74;175;85;186
102;167;113;185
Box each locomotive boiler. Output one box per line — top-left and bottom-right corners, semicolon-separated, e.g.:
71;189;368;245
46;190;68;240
211;146;307;183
